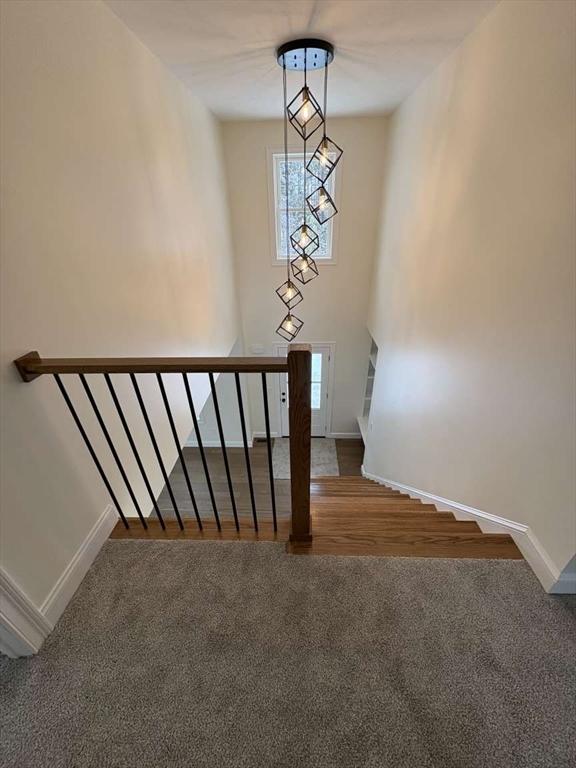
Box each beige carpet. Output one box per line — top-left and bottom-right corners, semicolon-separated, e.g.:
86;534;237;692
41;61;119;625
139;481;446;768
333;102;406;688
1;541;575;768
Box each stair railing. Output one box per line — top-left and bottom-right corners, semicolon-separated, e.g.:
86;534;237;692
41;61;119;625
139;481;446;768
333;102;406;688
14;345;312;544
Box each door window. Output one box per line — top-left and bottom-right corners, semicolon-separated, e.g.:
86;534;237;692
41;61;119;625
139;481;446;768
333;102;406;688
311;353;322;410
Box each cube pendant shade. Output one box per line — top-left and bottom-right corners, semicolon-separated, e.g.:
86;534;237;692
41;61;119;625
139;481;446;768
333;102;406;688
290;223;319;257
276;312;304;341
306;185;338;225
286;86;324;140
307;135;343;183
291;254;319;285
276;279;303;310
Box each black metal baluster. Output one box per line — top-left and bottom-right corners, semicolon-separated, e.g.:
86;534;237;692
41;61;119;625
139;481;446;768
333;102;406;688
130;373;185;531
54;374;129;529
156;374;203;531
261;372;277;532
105;374;166;530
182;374;221;531
209;372;240;532
79;374;147;529
235;372;257;531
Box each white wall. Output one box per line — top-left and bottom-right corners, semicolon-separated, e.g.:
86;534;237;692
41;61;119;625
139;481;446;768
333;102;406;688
186;339;252;448
221;117;388;437
0;0;239;620
365;0;576;579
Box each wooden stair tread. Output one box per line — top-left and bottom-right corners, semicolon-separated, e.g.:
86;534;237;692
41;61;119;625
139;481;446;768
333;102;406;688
311;492;410;498
311;519;482;533
288;532;522;559
310;531;512;543
311;492;426;500
311;512;451;520
311;497;432;504
312;483;399;488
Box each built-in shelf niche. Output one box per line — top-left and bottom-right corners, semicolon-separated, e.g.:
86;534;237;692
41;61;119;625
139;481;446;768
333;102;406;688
358;337;378;442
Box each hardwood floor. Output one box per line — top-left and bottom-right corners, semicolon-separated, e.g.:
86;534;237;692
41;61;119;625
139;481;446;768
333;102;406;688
110;437;350;538
335;438;364;475
153;438;363;524
109;440;522;561
156;440;291;522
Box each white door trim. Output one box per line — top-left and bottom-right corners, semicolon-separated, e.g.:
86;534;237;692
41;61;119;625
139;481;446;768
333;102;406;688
274;342;336;437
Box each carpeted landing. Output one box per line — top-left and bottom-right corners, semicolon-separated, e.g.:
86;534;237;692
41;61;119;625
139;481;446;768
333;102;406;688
1;542;575;768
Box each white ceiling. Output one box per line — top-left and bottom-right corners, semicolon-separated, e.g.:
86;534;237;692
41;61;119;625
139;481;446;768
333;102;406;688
106;0;499;119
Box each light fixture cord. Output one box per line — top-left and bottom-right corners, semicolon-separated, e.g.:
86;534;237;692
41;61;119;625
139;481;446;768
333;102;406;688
303;48;307;230
283;56;290;293
323;50;328;139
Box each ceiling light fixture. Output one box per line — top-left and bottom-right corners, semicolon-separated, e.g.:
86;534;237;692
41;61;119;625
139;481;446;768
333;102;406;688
274;38;343;341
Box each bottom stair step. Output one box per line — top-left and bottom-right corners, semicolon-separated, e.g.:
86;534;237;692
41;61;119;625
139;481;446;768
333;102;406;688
287;532;523;559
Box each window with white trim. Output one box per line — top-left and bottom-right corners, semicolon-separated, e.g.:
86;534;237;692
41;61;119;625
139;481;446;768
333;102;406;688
272;152;336;263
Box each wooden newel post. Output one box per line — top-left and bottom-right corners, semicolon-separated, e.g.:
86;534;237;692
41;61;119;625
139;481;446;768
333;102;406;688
287;344;312;543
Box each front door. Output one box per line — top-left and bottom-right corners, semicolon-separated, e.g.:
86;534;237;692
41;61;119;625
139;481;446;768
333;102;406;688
276;344;331;437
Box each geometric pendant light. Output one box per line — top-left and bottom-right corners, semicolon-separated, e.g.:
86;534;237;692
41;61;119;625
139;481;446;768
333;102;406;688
276;279;303;309
286;86;324;140
307;135;343;184
306;185;338;225
274;38;343;340
276;311;304;342
291;254;319;285
290;222;320;257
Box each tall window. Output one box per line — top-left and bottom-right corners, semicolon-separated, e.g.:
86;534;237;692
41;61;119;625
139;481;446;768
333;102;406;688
272;152;336;263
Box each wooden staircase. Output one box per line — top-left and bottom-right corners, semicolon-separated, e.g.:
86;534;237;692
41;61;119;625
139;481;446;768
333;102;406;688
111;475;523;560
15;349;523;561
287;476;523;559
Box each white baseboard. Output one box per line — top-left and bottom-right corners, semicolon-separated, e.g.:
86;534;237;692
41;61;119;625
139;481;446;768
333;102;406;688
188;433;348;446
185;439;253;449
0;570;53;657
361;467;574;594
252;431;279;440
1;503;117;658
249;432;360;441
41;504;117;626
549;569;576;595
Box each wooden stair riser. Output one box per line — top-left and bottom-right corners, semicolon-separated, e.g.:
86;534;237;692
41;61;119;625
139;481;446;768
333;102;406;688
311;492;410;498
311;499;438;510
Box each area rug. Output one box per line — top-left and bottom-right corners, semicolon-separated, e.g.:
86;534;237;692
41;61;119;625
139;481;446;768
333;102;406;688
272;437;339;478
1;542;575;768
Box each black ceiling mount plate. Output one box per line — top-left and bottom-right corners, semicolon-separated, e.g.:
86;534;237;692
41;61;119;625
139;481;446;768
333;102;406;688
276;39;334;70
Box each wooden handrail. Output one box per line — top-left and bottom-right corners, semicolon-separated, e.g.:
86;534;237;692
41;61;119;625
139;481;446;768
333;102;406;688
14;351;288;381
13;345;312;546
